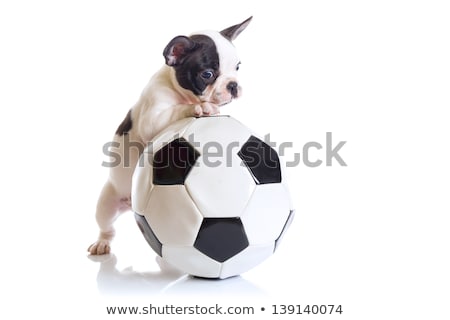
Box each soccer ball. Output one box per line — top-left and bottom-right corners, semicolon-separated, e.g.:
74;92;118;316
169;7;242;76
132;116;294;279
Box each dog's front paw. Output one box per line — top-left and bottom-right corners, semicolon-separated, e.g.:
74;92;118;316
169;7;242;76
193;102;220;117
88;239;111;255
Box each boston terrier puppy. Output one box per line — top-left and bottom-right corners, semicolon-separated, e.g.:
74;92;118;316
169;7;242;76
88;17;252;255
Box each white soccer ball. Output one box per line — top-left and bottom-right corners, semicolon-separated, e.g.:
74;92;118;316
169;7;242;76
132;116;294;279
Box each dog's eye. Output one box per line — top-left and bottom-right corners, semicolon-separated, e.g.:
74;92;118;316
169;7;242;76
201;70;214;79
236;62;241;71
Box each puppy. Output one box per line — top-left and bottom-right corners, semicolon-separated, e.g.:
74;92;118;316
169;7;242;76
88;17;252;255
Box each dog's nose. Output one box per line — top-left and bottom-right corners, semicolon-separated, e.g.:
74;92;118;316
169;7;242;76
227;81;238;98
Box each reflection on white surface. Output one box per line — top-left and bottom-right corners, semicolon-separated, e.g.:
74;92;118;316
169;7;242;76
89;254;265;296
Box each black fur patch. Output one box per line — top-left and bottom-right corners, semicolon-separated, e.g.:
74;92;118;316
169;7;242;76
173;35;220;96
115;109;133;136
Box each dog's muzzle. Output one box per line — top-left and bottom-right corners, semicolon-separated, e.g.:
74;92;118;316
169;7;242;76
227;81;239;98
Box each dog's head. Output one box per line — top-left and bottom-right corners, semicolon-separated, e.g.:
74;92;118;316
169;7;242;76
163;17;252;106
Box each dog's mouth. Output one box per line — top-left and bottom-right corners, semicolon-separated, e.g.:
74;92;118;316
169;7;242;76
218;99;233;107
200;83;239;107
201;98;233;107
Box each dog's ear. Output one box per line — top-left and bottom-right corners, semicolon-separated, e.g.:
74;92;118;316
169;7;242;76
163;36;197;66
220;16;252;41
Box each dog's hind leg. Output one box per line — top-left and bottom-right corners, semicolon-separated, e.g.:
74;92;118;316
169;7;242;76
88;180;128;255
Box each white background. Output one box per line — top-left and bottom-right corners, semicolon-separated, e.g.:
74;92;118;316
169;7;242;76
1;0;449;319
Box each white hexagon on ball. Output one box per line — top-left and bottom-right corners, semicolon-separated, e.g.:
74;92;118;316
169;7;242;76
132;116;294;279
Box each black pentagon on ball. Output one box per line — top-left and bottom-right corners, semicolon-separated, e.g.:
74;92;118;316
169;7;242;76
135;213;162;257
194;218;249;263
238;135;282;184
152;137;200;185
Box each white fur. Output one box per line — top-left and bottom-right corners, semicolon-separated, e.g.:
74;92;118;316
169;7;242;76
88;31;242;255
